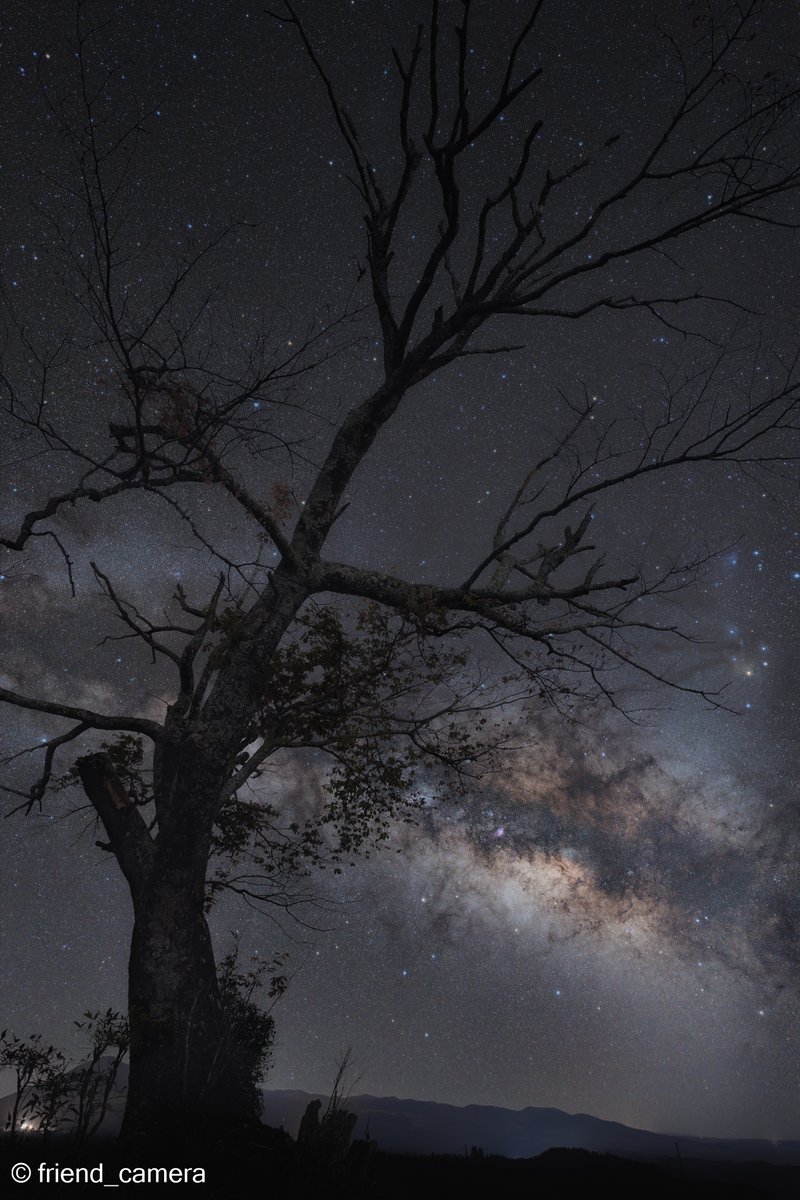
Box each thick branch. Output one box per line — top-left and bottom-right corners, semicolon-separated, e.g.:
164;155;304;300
76;752;155;898
0;686;165;741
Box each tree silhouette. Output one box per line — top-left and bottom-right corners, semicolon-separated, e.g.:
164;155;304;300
2;0;800;1144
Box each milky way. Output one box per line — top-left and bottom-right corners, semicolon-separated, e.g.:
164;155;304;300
2;0;799;1141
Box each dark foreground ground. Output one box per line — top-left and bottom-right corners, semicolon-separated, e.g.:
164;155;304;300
2;1134;799;1197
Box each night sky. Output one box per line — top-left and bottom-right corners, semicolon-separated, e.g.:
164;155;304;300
2;0;800;1143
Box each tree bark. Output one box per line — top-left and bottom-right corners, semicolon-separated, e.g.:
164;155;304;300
122;859;229;1146
78;754;248;1146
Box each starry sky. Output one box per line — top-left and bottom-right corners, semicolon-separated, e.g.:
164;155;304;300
1;0;800;1143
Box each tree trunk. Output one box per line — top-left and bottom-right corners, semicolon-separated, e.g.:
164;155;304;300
121;860;232;1146
78;754;250;1147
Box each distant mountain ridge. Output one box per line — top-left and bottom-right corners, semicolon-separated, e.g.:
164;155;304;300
260;1089;800;1165
4;1074;798;1166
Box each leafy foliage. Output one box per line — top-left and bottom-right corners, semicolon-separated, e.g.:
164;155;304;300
208;940;286;1126
203;599;504;902
57;735;152;808
54;598;502;915
69;1010;130;1143
0;1031;67;1139
0;1011;128;1143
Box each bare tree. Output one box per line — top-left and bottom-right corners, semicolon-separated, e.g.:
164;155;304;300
2;0;800;1145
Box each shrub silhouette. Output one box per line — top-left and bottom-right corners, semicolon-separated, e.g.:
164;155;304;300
1;1011;127;1143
